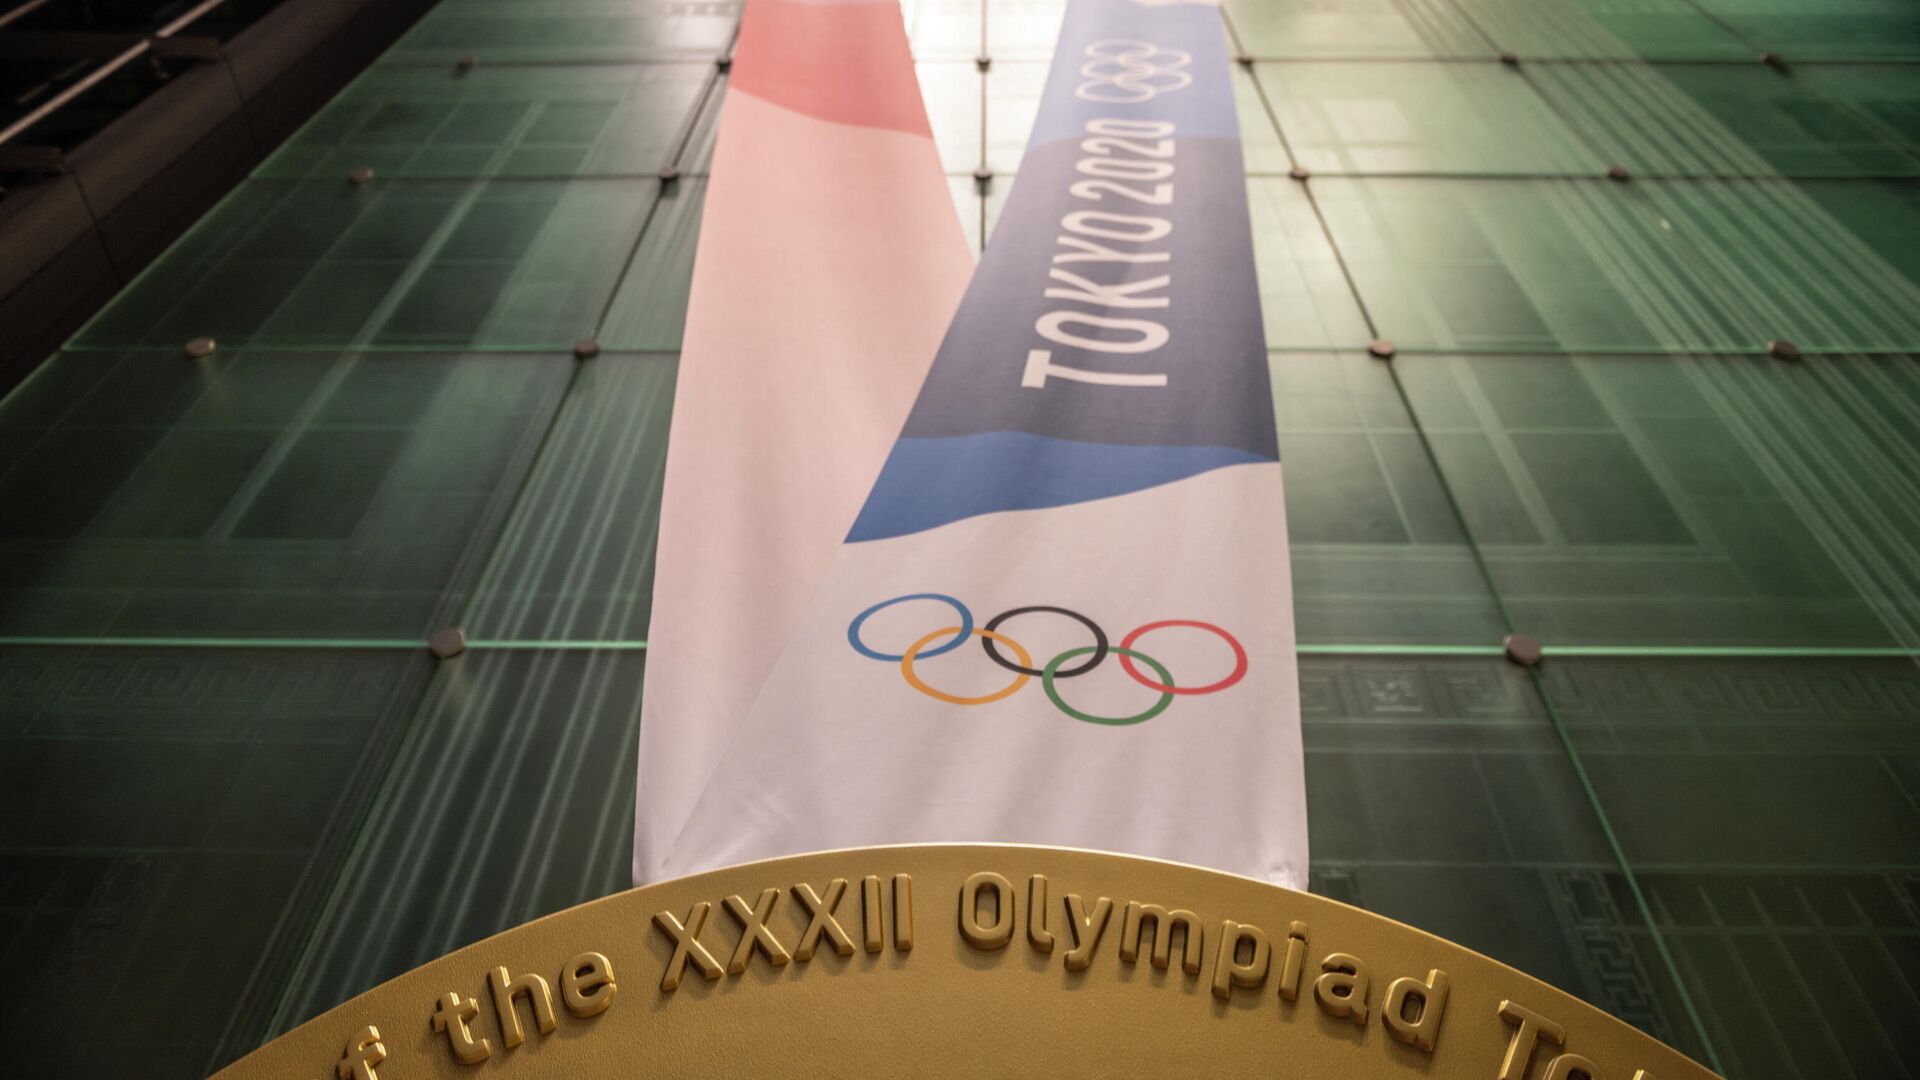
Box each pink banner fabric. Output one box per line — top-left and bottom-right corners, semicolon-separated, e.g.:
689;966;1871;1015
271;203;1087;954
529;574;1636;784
633;0;974;883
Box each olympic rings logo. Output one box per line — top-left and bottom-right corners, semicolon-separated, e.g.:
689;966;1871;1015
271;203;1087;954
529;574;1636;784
847;594;1247;726
1076;38;1194;104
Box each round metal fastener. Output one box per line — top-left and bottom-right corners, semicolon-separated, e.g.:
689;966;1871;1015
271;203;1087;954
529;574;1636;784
1503;633;1543;667
716;56;732;72
183;336;216;359
976;54;991;70
658;166;680;183
1767;338;1801;361
573;337;601;360
348;166;375;185
1367;338;1396;360
1235;53;1254;67
1606;164;1631;182
1288;164;1310;181
428;628;468;659
972;167;993;183
1499;50;1519;66
455;54;477;72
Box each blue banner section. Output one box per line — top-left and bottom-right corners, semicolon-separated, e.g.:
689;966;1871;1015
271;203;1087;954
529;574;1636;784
848;433;1268;540
849;0;1273;543
1026;1;1242;148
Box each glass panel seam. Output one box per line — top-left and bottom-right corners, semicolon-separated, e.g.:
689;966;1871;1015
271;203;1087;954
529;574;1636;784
257;648;474;1039
1528;669;1730;1075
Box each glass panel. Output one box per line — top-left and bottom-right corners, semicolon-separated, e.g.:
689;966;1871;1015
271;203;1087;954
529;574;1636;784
1258;60;1604;175
1301;654;1713;1061
1223;0;1493;60
0;350;569;638
903;0;982;59
987;0;1067;60
984;60;1046;174
1315;177;1678;351
465;355;676;642
0;645;432;1078
1272;354;1507;644
1246;178;1372;349
1531;63;1920;177
1540;656;1920;1080
388;0;739;63
1631;179;1920;351
258;64;713;180
271;649;645;1030
1451;0;1754;59
1793;177;1920;288
1694;0;1920;60
1795;64;1920;158
72;178;661;352
1232;64;1291;174
597;179;708;351
1311;177;1920;353
1395;353;1920;648
918;61;985;174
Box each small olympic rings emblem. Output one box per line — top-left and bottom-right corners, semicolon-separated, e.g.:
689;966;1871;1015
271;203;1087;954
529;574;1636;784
847;594;1246;726
1076;38;1194;104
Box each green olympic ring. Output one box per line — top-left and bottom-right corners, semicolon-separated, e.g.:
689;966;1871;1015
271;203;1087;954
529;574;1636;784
1042;646;1175;727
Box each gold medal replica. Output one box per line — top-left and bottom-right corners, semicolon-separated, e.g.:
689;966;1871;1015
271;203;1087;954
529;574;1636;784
220;846;1718;1080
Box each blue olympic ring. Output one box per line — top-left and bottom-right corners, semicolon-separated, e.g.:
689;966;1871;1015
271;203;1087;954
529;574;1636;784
847;593;974;661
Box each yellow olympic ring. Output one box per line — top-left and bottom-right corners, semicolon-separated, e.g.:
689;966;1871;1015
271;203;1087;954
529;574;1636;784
901;626;1032;705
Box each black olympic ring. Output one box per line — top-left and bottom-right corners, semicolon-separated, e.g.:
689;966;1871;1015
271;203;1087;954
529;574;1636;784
981;606;1109;679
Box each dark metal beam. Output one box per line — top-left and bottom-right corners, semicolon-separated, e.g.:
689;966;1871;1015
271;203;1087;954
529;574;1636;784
0;145;64;172
0;0;56;32
0;31;221;59
0;0;232;146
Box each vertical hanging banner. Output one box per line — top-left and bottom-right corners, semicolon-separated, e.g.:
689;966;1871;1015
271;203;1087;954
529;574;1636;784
632;0;974;881
647;0;1307;887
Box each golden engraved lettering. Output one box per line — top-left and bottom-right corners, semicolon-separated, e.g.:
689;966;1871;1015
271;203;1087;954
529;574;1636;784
488;966;557;1049
1210;920;1271;1000
1119;901;1202;974
1062;893;1113;972
430;992;492;1065
654;902;725;991
1027;875;1056;954
1313;952;1371;1025
561;952;618;1018
1278;921;1309;1002
894;874;915;952
1498;1000;1568;1080
336;1025;385;1080
862;876;885;954
1382;968;1449;1051
959;871;1015;950
1544;1053;1605;1080
792;880;856;962
217;846;1724;1080
723;888;793;974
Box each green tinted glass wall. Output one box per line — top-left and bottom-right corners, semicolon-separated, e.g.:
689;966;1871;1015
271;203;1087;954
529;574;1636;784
2;0;730;1075
3;0;1917;1077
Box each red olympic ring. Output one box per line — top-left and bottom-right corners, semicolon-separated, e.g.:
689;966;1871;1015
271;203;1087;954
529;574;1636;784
1117;620;1248;696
